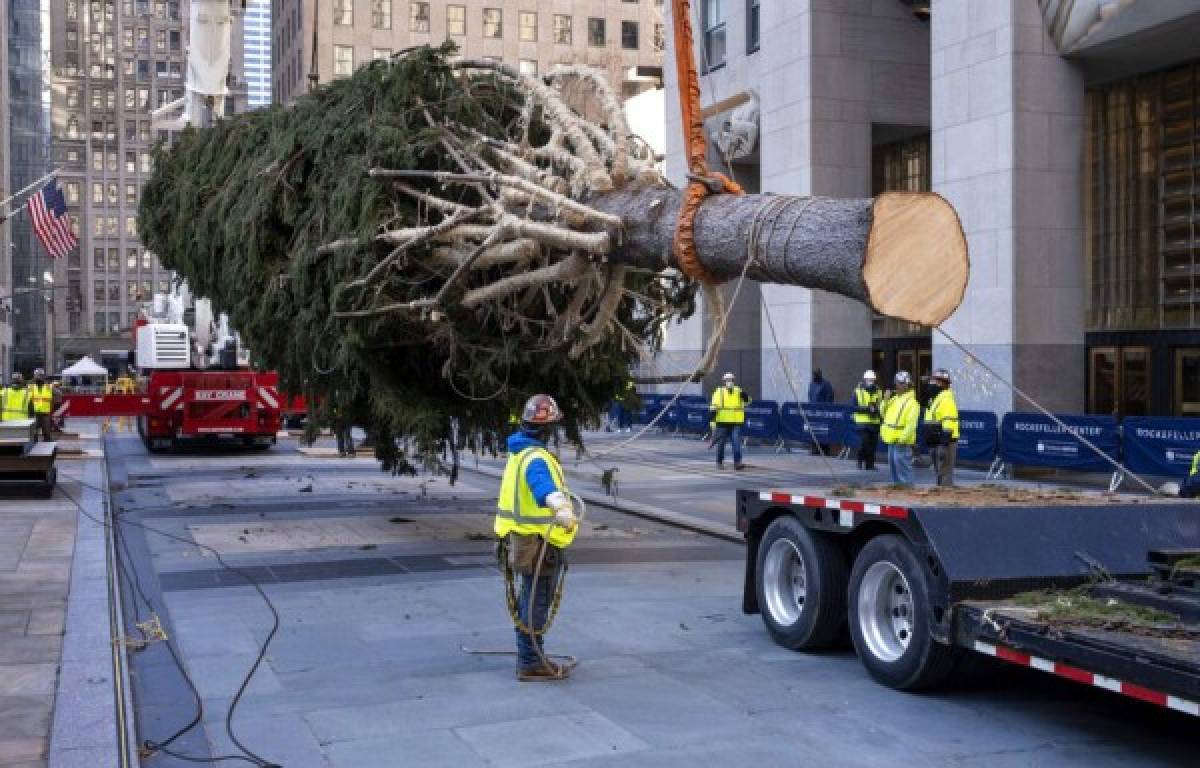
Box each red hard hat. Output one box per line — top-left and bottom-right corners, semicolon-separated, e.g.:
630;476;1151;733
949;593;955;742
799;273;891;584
521;394;562;425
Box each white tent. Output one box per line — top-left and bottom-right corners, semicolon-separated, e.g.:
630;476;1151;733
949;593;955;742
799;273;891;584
60;356;109;377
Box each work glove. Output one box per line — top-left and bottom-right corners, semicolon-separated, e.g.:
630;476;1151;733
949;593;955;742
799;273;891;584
545;491;578;531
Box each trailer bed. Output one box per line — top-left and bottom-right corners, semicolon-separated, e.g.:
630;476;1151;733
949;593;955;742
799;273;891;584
958;601;1200;716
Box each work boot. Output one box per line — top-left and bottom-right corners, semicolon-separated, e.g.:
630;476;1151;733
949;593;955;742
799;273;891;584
716;461;724;469
734;462;745;471
517;663;570;682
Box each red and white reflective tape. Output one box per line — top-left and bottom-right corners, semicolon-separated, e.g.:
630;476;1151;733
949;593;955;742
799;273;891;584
973;640;1199;717
758;491;909;527
256;386;279;409
160;387;184;412
53;402;69;419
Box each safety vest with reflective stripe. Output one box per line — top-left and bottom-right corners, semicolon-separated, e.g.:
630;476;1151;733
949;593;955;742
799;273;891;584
495;446;577;549
710;386;746;425
852;386;882;426
0;387;31;421
924;388;960;440
880;390;919;446
30;384;53;415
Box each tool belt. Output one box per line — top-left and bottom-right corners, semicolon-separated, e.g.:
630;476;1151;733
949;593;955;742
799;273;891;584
504;533;562;575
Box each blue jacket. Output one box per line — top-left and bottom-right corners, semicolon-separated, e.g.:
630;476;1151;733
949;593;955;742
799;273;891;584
506;430;562;506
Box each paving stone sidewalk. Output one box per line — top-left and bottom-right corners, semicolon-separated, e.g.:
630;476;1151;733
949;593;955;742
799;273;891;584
0;479;76;767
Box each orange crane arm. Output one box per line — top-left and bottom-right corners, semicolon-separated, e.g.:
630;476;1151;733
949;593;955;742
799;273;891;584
670;0;744;285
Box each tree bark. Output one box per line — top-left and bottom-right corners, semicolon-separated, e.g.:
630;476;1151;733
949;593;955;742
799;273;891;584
592;183;968;328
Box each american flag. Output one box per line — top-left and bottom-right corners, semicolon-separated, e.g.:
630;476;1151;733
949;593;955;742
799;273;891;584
28;180;78;259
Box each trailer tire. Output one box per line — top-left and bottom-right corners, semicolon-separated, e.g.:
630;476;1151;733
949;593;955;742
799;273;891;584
755;515;848;650
848;534;955;690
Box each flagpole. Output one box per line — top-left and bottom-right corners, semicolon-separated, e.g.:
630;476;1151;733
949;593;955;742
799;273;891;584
0;168;61;223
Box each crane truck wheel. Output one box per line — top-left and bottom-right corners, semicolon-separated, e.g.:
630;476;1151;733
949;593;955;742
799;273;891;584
755;515;848;650
847;534;955;690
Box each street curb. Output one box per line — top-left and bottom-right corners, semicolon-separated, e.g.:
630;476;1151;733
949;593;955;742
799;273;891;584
49;456;131;767
462;463;744;543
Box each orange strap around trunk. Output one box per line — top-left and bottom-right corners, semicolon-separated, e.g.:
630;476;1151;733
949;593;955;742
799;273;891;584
670;0;744;285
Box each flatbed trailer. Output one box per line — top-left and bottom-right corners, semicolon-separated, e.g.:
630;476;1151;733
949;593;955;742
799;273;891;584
0;420;57;497
736;488;1200;717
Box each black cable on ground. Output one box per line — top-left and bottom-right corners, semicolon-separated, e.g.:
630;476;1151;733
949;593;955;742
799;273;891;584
55;470;282;767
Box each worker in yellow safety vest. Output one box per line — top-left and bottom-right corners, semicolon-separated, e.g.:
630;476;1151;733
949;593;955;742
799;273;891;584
1181;451;1200;498
880;370;920;487
851;370;883;471
1;373;32;422
29;369;55;442
923;368;960;487
709;372;750;470
495;394;579;681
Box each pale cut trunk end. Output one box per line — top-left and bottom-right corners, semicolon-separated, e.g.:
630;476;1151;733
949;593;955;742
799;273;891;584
862;192;969;328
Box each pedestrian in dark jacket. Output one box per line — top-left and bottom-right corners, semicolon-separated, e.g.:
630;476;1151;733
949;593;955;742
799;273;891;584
808;369;834;404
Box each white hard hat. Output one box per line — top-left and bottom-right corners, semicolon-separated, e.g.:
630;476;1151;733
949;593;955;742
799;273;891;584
722;372;735;381
894;371;912;385
863;370;876;381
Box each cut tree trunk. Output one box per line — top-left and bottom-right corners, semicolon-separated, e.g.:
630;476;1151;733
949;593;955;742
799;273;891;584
593;184;968;328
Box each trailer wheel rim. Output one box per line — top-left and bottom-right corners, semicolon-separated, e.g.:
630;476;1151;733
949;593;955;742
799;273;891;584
858;560;914;663
763;538;807;626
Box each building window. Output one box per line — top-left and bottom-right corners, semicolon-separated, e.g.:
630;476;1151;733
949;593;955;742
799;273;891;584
747;0;760;53
143;251;154;270
653;23;665;52
1085;62;1200;331
1087;346;1149;417
334;45;354;77
373;48;392;61
333;0;352;26
553;15;571;45
518;59;538;76
621;20;639;50
93;249;106;271
373;0;392;30
702;0;726;70
447;5;465;35
65;182;80;205
483;8;502;38
588;18;605;47
125;217;138;237
409;2;428;33
519;11;537;42
871;135;931;195
126;183;137;205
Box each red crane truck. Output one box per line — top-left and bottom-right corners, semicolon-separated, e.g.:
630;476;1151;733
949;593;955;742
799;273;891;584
54;289;290;452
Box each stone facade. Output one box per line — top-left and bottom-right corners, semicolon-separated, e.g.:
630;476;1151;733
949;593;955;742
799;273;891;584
273;0;665;105
930;0;1085;414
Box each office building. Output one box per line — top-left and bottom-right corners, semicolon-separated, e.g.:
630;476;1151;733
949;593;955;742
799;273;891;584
658;0;1200;418
47;0;247;367
245;0;272;107
272;0;665;105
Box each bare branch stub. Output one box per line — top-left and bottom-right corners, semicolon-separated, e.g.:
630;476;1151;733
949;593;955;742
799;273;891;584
326;61;661;376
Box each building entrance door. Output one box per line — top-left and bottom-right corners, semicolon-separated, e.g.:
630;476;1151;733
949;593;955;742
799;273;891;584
1175;348;1200;416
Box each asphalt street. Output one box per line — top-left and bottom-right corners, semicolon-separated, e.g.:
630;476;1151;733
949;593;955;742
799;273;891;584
104;434;1195;767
